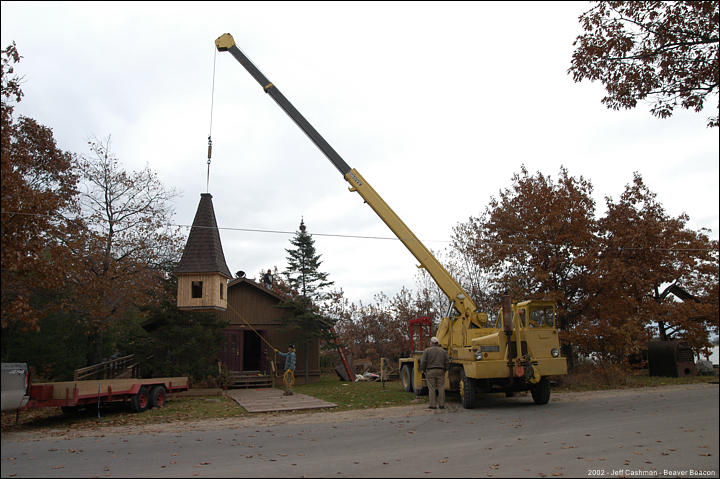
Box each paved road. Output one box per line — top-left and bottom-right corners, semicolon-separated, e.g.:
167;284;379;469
2;383;718;478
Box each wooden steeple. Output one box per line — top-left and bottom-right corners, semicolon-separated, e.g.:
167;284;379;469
176;193;232;311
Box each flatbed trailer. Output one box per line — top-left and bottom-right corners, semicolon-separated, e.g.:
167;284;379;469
24;377;189;413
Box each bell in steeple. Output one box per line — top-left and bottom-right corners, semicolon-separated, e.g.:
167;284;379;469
175;193;232;311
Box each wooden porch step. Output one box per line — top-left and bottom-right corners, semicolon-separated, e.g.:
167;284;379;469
230;379;273;389
228;371;273;389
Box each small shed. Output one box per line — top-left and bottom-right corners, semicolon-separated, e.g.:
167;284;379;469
176;193;232;311
216;277;321;385
648;340;697;377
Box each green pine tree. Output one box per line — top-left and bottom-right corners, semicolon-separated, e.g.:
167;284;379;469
284;219;333;299
279;219;336;384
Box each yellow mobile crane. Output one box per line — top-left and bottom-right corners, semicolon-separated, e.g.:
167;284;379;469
215;34;567;408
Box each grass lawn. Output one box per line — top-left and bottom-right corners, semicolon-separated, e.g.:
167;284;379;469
294;374;415;411
0;393;247;433
2;371;716;433
0;375;414;433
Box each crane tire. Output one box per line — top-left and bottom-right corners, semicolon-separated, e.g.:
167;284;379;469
400;364;413;393
531;377;551;405
459;369;476;409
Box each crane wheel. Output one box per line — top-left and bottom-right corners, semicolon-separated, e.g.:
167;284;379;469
400;364;413;393
459;369;476;409
531;377;551;405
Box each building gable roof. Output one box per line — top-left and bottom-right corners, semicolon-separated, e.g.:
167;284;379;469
175;193;232;278
228;277;285;302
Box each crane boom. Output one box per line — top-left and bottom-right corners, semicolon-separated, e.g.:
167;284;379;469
215;33;479;320
214;34;568;408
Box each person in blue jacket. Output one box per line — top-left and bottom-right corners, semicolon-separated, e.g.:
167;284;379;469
276;344;296;395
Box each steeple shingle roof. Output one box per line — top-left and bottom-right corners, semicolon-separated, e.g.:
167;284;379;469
175;193;232;278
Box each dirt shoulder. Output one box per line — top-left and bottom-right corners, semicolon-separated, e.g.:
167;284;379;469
0;402;432;443
2;382;717;443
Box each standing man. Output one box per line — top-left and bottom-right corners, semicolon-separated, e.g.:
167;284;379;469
419;336;449;409
262;269;273;289
276;344;296;396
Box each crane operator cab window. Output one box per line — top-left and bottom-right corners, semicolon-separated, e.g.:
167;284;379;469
527;305;555;328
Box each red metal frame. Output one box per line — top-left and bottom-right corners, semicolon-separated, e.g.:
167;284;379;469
409;316;433;352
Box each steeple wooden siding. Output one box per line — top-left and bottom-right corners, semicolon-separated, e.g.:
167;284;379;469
176;193;232;311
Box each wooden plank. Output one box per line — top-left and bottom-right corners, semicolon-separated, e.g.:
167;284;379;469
225;388;336;413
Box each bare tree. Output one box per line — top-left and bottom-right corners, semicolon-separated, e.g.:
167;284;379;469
74;137;183;363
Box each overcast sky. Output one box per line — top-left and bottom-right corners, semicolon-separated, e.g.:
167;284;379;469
2;1;718;308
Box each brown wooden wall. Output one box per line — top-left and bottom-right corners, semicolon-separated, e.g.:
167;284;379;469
216;279;320;384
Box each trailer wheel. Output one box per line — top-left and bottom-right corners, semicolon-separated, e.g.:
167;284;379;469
531;377;551;405
150;385;167;408
131;386;150;413
400;364;413;393
459;369;476;409
61;406;80;415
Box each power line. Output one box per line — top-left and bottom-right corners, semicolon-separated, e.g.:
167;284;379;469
1;210;718;252
177;224;406;242
0;210;440;242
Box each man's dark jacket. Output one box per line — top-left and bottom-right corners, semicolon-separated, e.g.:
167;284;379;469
419;345;449;371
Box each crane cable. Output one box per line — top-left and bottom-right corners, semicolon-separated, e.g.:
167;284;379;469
206;46;217;193
225;301;294;390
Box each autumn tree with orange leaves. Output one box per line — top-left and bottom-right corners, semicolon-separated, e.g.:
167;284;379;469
569;1;719;127
1;43;81;334
453;166;598;364
575;174;719;361
332;288;434;364
2;44;186;372
453;166;718;366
